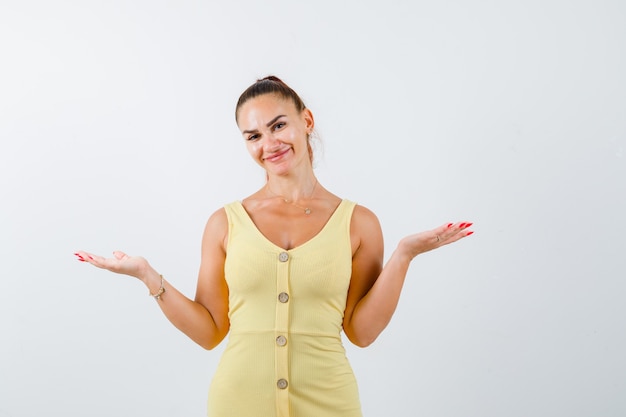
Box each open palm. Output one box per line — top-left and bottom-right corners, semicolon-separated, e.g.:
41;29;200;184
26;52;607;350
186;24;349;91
74;250;150;280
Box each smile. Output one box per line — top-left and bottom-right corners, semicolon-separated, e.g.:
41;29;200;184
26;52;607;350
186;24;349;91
263;148;291;162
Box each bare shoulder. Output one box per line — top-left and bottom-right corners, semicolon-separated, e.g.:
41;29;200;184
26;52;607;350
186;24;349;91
350;204;383;253
352;204;379;221
351;204;382;235
202;207;229;251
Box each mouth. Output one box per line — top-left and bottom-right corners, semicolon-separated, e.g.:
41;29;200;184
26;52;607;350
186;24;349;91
263;148;291;163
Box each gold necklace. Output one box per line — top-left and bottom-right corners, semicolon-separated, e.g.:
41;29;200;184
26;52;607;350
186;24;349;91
266;179;318;215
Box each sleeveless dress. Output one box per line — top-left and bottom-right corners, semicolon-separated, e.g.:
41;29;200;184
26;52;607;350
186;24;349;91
207;200;362;417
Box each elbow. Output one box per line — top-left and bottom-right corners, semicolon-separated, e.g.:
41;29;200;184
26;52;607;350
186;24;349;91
351;335;377;348
352;340;372;348
198;336;224;351
196;329;228;351
344;314;384;347
344;328;379;348
199;340;219;350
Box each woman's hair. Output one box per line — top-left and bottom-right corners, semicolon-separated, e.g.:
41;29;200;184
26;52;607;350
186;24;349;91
235;76;306;123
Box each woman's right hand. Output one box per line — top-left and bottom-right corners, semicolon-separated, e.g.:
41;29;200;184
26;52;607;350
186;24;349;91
74;250;152;281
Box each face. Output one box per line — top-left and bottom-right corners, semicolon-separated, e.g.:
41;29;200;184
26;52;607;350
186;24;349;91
237;94;314;176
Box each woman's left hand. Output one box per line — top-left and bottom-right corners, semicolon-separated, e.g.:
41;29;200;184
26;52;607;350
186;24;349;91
398;222;473;260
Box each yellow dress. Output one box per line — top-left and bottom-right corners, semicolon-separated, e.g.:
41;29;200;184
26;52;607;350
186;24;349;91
208;200;362;417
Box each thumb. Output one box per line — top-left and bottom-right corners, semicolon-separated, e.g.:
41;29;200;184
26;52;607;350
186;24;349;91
112;251;128;260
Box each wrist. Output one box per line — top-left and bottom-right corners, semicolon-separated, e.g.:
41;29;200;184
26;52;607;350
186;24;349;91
394;239;420;262
139;266;160;286
392;242;415;265
148;275;166;300
143;271;165;300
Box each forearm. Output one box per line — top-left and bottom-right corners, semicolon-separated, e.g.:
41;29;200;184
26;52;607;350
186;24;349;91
345;248;412;347
142;268;227;350
344;221;473;347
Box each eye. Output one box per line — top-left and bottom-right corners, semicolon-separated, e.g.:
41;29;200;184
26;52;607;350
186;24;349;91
247;133;260;141
273;122;286;130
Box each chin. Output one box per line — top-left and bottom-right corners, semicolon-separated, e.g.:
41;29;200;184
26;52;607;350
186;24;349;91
263;161;293;176
267;168;292;177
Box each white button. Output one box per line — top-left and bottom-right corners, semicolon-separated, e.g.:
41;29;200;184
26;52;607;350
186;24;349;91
278;292;289;303
277;379;288;389
278;252;289;262
276;335;287;346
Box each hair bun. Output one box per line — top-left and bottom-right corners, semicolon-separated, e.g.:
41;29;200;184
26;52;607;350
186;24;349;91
258;75;284;84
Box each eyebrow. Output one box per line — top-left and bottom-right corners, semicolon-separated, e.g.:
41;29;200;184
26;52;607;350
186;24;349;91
242;115;286;134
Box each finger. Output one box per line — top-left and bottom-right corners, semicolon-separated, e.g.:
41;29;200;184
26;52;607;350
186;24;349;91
435;222;455;235
74;251;111;270
439;222;473;242
74;250;96;261
74;252;88;262
113;251;128;260
434;221;469;234
457;222;474;239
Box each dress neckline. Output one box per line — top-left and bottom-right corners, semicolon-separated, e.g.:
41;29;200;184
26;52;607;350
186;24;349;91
235;199;347;252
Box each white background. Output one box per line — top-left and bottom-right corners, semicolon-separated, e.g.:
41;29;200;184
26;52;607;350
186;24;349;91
1;1;625;416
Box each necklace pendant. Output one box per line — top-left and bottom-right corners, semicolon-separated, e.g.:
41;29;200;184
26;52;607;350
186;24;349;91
304;208;311;215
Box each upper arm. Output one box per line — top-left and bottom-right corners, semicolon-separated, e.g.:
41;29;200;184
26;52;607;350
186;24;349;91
343;205;384;339
194;208;230;338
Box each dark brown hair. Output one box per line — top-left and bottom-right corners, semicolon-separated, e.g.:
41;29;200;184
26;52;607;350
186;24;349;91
235;76;306;123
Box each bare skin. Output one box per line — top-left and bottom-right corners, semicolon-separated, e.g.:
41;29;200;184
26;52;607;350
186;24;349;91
75;93;473;349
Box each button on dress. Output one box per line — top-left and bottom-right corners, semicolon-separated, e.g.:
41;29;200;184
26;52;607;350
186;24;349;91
208;200;362;417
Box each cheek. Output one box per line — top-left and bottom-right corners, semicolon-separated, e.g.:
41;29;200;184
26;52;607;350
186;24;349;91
282;128;302;146
246;142;262;158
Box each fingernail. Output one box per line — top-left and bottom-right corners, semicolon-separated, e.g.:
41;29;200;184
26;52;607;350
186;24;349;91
466;231;474;236
459;223;466;228
88;255;94;260
447;223;453;228
464;222;473;228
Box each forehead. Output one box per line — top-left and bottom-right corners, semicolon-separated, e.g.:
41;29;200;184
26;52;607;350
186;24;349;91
237;94;299;127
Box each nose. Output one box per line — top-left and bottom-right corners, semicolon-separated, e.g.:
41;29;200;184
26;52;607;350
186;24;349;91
263;132;282;150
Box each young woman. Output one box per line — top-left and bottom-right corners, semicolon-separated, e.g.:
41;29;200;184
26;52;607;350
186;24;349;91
75;76;473;417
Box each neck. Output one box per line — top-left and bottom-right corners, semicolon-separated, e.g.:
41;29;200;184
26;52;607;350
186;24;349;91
266;174;318;203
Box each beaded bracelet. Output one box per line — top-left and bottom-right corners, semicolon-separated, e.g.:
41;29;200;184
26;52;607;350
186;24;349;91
149;275;166;300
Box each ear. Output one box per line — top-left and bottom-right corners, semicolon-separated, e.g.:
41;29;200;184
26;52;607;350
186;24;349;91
302;108;315;132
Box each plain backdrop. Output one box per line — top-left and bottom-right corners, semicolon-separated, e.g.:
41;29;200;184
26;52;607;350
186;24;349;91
1;1;625;416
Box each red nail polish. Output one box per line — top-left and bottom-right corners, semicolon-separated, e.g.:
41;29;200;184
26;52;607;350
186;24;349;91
447;223;453;228
465;222;473;228
466;231;474;236
88;255;94;260
459;223;466;228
